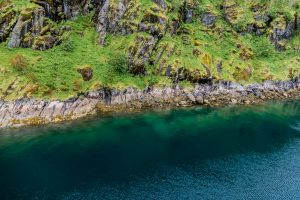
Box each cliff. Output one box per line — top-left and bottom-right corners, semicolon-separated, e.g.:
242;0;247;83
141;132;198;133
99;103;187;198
0;0;300;127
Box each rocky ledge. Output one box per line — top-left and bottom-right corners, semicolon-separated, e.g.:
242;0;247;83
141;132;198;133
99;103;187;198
1;77;300;128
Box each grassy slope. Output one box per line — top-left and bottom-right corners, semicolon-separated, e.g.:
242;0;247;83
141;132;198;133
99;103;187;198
0;15;152;100
0;0;299;101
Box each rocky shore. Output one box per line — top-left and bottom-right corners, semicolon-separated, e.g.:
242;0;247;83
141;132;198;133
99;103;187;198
1;77;300;128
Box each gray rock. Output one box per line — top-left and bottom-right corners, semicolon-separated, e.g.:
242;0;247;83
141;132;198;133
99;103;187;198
152;0;167;10
1;76;300;128
201;13;217;26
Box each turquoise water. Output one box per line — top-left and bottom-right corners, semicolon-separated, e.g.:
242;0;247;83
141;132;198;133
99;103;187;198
1;101;300;199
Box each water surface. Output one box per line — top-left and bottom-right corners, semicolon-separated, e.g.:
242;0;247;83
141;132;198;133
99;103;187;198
1;101;300;199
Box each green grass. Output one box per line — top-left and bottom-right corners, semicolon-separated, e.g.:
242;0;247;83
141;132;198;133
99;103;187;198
11;0;36;9
0;15;146;100
0;0;300;101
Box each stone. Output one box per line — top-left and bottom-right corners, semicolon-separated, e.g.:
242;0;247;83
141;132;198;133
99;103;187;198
152;0;167;10
231;99;237;104
77;66;93;81
201;13;217;26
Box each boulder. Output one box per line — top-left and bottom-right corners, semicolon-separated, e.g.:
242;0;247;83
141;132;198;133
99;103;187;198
77;66;94;81
201;13;217;27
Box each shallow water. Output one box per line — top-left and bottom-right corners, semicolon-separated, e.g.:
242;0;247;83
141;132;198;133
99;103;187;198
0;101;300;200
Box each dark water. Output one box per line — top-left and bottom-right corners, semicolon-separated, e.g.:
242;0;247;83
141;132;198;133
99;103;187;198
1;101;300;200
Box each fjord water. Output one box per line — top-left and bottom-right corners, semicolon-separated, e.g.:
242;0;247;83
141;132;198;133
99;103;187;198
1;101;300;200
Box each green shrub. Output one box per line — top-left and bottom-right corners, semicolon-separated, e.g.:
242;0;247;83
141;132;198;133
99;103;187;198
108;52;128;73
61;40;75;52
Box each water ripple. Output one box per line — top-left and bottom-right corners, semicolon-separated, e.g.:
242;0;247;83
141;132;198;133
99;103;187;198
290;121;300;132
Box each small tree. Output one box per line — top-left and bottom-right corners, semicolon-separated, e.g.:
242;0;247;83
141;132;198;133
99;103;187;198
10;54;29;71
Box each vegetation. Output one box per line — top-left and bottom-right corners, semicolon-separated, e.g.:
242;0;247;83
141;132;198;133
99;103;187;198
0;0;299;101
10;54;29;71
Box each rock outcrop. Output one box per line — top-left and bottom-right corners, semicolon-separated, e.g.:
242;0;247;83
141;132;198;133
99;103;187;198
0;0;17;42
1;0;299;53
128;35;157;75
7;6;64;50
95;0;132;45
32;0;91;20
1;77;300;128
269;16;295;51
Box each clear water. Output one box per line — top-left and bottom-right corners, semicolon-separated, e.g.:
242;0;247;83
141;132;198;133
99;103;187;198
0;101;300;200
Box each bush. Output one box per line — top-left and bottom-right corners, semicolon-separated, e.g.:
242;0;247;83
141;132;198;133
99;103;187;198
61;40;75;52
10;54;29;71
108;52;128;73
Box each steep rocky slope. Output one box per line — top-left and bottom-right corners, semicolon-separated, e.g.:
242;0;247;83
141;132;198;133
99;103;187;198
0;0;299;101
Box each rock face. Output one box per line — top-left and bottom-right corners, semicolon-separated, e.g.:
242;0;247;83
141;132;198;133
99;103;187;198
7;7;63;50
128;35;157;75
0;0;299;105
4;5;66;50
222;0;298;50
32;0;91;20
3;0;91;50
269;16;295;51
0;0;17;42
183;0;196;23
1;77;300;128
1;0;299;53
95;0;131;45
153;0;167;10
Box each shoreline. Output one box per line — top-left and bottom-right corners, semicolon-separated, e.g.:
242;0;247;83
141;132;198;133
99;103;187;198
1;77;300;128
